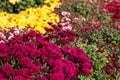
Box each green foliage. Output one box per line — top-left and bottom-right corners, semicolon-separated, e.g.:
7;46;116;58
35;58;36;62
0;0;44;13
101;27;120;45
76;39;108;68
96;11;112;22
83;31;104;44
82;26;120;45
76;39;109;80
75;2;93;19
0;0;13;13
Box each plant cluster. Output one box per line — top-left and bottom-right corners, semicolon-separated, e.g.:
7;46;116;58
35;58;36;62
56;0;111;22
0;28;26;43
104;53;120;80
54;0;120;80
0;25;92;79
45;21;77;47
0;0;61;34
104;1;120;21
0;0;120;80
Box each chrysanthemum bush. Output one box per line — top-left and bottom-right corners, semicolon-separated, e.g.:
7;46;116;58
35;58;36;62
54;0;120;80
1;0;120;80
0;0;61;34
0;28;26;43
0;25;92;79
104;1;120;21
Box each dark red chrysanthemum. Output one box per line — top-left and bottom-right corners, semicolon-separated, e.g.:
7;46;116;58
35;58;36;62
1;64;14;77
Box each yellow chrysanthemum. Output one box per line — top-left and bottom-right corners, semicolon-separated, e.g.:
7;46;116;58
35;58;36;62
0;0;61;34
34;26;46;34
9;0;20;4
